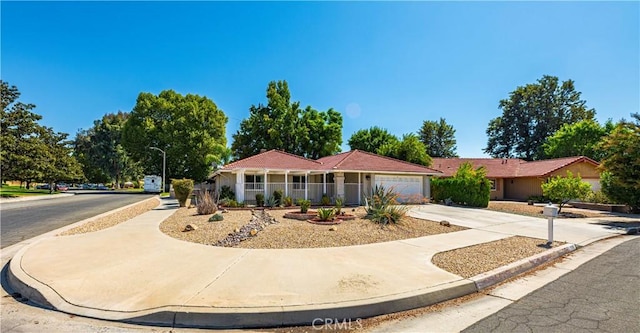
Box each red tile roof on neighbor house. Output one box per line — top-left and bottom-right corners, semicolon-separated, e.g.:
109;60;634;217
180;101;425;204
318;150;442;174
220;149;442;175
431;156;599;178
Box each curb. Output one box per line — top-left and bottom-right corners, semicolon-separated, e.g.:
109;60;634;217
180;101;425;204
0;193;75;204
470;243;578;290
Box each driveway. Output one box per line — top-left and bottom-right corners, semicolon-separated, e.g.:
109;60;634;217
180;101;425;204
409;204;626;246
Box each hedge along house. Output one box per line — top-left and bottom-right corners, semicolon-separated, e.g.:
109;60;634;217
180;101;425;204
212;150;442;205
431;156;601;201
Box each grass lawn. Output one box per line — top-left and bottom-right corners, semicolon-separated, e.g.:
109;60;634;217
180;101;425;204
0;185;56;198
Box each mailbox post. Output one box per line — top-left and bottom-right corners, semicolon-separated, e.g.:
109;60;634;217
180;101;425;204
543;203;559;245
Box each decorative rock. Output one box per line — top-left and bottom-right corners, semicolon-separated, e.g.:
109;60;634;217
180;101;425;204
183;224;198;232
329;226;337;231
221;209;229;213
250;229;258;236
234;228;240;233
439;220;451;227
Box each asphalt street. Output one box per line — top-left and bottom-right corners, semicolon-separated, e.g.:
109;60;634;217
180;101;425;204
463;237;640;333
0;192;153;248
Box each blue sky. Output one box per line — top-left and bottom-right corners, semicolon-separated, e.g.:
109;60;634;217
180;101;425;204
2;1;638;158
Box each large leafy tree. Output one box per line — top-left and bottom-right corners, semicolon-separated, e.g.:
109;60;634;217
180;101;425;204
485;75;596;160
542;119;614;161
378;133;432;166
122;90;228;182
347;126;399;153
1;81;82;187
75;112;143;185
231;80;343;159
418;118;458;158
599;114;640;212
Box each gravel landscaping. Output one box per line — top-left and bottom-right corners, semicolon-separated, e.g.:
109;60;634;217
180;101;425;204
432;236;565;278
60;197;160;235
160;207;468;248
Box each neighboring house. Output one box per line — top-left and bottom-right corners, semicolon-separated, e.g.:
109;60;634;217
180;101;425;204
431;156;601;201
213;150;442;205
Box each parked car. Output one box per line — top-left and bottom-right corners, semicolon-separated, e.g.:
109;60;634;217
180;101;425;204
36;184;50;190
97;184;108;190
55;183;69;192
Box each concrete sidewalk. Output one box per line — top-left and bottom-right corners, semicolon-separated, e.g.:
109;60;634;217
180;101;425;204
6;201;627;329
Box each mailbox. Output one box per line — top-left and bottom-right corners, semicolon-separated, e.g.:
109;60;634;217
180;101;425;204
543;204;559;217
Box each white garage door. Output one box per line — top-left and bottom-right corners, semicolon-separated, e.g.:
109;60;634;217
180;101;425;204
375;175;423;202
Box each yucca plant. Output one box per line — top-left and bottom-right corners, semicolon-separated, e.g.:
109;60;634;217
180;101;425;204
264;195;276;208
365;185;407;225
317;207;336;221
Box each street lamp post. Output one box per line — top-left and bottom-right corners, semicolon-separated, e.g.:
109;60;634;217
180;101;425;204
149;147;166;193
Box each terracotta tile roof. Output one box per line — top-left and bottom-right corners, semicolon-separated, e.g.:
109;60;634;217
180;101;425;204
220;149;442;175
220;150;322;171
431;156;599;178
318;150;442;174
515;156;599;177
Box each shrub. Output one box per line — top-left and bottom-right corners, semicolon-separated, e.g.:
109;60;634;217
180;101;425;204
317;208;336;221
255;193;264;207
273;189;283;206
584;190;613;204
226;199;238;207
365;185;408;225
542;171;592;213
298;199;311;213
431;162;490;208
334;196;343;214
321;194;331;206
527;195;551;203
219;185;235;200
172;179;194;207
196;191;217;215
208;213;224;222
282;196;293;207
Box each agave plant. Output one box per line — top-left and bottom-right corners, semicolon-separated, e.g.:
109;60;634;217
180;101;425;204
334;196;344;215
365;185;407;225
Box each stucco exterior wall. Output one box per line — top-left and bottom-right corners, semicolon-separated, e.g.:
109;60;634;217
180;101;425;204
549;162;600;178
504;177;544;200
489;178;505;200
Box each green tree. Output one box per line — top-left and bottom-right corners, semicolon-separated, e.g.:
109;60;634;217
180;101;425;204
418;118;458;158
0;81;82;188
347;126;399;153
599;114;640;212
122;90;228;182
231;80;343;159
75;112;143;185
542;119;614;161
378;133;432;166
541;171;592;213
485;75;596;160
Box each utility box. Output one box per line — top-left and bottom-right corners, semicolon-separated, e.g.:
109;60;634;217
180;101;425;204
543;204;559;217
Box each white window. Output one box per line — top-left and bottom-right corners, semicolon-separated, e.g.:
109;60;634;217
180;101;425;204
292;175;306;190
245;175;264;190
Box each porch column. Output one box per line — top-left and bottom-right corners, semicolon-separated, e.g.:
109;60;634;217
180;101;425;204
323;173;327;194
358;172;361;205
335;172;345;201
424;176;431;201
284;170;289;197
235;170;245;203
304;171;309;200
264;169;268;197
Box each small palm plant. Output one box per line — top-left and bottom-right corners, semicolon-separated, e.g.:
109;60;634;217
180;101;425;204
317;207;336;221
334;196;344;215
298;199;311;213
